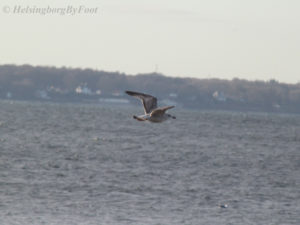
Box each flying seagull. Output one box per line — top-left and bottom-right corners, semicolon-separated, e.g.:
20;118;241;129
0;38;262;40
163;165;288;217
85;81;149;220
125;91;176;123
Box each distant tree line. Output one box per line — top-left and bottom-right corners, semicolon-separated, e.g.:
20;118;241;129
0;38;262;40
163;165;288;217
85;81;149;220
1;64;300;113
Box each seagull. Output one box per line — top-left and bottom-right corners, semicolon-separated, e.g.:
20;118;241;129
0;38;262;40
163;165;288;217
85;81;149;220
125;91;176;123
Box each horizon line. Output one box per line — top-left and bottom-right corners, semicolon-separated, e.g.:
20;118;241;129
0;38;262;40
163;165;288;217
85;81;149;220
1;63;299;85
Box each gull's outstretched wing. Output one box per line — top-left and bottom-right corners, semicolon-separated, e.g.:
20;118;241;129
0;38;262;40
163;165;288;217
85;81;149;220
126;91;157;114
150;106;175;117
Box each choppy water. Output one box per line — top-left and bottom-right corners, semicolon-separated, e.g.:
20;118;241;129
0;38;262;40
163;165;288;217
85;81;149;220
0;100;299;225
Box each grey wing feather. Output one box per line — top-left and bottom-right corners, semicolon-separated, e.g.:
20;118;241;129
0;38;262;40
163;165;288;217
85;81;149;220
125;91;157;114
150;106;175;117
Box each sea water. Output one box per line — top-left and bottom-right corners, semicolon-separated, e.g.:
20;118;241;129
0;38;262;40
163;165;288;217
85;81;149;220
0;100;299;225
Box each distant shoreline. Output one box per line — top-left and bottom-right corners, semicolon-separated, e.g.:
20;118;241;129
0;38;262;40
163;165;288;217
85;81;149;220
1;64;300;114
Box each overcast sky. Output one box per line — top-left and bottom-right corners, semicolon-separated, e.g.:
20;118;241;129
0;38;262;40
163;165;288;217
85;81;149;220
1;0;300;83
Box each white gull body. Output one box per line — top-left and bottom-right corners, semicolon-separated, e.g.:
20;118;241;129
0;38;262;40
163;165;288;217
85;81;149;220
125;91;176;123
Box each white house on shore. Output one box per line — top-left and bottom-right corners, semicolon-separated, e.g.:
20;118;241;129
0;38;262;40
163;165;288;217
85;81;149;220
213;91;227;102
75;85;93;95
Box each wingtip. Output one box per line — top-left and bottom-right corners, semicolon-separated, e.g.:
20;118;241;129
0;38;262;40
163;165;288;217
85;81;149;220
125;90;135;96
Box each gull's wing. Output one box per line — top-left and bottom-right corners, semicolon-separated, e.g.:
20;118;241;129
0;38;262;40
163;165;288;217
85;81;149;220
150;106;175;117
126;91;157;114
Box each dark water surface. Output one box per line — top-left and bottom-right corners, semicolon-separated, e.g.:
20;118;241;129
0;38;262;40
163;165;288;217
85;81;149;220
0;100;299;224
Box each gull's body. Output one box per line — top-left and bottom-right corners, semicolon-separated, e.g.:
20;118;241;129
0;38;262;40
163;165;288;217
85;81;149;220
125;91;176;123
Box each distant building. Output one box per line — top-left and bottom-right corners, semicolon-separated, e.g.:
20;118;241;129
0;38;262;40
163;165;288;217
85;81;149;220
98;98;129;104
161;99;178;106
112;90;123;97
169;93;178;98
213;91;227;102
75;85;92;95
47;86;66;94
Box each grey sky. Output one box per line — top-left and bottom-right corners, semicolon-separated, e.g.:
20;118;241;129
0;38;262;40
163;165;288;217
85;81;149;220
1;0;300;83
